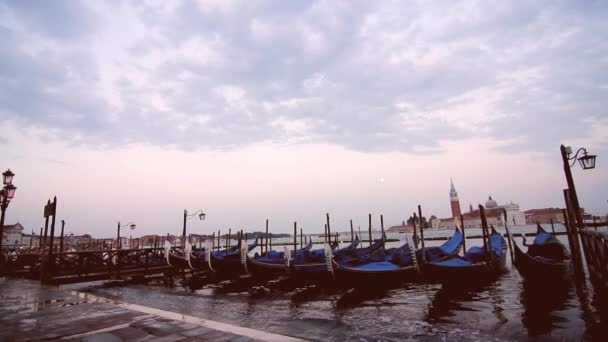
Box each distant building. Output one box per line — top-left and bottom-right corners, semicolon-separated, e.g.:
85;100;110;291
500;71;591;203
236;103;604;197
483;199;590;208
19;233;41;248
387;223;415;233
450;179;461;218
524;208;565;224
2;223;24;247
432;181;526;229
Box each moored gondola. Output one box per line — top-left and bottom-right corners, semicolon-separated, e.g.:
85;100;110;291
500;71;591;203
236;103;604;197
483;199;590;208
247;237;314;278
508;223;571;280
424;227;507;283
290;237;360;282
166;240;211;272
209;237;258;278
333;228;463;287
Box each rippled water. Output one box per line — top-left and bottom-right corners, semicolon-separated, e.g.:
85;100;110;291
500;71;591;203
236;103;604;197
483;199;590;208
67;225;608;341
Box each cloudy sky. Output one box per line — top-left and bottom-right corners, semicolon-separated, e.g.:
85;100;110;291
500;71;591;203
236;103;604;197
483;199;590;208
1;0;607;237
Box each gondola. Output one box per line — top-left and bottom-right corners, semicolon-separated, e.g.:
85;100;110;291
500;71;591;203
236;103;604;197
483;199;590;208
333;228;463;286
246;237;314;278
166;241;211;272
209;238;258;277
424;227;507;283
289;236;361;282
508;224;571;280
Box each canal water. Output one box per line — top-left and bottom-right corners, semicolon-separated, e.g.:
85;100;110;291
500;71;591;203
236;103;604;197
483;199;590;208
68;224;607;341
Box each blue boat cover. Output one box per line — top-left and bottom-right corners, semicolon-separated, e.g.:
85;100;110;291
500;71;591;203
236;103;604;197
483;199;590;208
532;230;553;245
334;239;384;262
424;228;463;262
337;242;413;269
346;261;400;271
431;257;474;267
439;228;463;254
430;231;505;267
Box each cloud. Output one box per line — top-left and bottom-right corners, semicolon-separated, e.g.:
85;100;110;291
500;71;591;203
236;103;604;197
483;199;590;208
0;0;607;154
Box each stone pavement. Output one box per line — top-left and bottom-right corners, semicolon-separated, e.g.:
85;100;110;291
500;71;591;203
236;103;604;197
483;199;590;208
0;278;304;342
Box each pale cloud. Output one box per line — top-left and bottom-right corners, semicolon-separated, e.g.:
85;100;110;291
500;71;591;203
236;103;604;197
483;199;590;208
249;18;274;41
196;0;235;14
2;0;606;153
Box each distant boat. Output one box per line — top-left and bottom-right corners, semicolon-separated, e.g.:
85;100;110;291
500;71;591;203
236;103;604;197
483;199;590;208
508;223;571;280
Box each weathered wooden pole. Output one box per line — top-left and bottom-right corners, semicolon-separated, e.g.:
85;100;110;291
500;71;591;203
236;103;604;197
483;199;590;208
182;209;188;247
326;213;332;244
350;220;354;243
269;233;272;251
560;145;585;234
265;219;269;254
380;214;385;248
412;214;418;249
564;190;585;277
368;214;372;246
48;197;57;257
293;222;297;253
460;214;466;253
227;228;231;250
39;226;43;252
43;199;50;248
211;232;215;250
479;205;491;262
324;224;327;243
550;218;556;234
418;205;425;249
300;228;303;249
503;209;514;264
59;220;65;253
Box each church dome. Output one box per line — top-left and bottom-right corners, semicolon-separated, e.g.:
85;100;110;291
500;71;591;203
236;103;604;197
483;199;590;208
486;195;498;208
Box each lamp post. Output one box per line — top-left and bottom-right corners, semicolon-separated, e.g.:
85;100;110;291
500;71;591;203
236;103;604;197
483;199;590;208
0;169;17;254
117;221;136;249
183;209;205;246
560;145;597;230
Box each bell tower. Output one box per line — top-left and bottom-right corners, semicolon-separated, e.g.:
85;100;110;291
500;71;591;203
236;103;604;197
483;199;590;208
450;179;461;218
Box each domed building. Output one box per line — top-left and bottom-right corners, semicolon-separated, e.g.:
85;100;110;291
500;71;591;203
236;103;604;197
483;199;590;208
431;182;526;229
485;196;498;208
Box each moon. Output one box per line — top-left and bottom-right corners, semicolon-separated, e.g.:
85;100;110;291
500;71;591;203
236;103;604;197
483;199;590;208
378;177;385;183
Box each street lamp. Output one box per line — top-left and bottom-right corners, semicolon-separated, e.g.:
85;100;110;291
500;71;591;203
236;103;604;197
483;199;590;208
117;221;136;249
560;145;597;230
565;146;597;170
1;169;17;261
3;169;15;185
183;209;205;245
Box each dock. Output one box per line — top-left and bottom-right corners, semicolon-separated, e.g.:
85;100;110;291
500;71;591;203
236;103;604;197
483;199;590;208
0;278;303;342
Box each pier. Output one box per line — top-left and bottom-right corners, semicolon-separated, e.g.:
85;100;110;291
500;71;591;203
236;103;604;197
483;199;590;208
0;278;301;342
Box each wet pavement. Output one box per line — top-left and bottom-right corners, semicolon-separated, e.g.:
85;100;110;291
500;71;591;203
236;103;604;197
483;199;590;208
0;278;302;341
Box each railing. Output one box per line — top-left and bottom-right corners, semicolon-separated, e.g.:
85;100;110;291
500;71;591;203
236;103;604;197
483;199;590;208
579;226;608;290
46;247;170;281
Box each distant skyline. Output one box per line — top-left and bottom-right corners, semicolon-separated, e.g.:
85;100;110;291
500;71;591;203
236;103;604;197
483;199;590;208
1;1;607;237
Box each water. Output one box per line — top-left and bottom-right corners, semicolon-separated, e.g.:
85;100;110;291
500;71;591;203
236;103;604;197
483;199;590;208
67;224;607;341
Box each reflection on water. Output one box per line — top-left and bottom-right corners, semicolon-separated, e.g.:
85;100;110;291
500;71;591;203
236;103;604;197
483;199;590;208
68;225;607;341
520;278;574;337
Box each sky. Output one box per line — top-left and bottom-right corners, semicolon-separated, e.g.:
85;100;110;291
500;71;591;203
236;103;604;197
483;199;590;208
1;0;607;238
